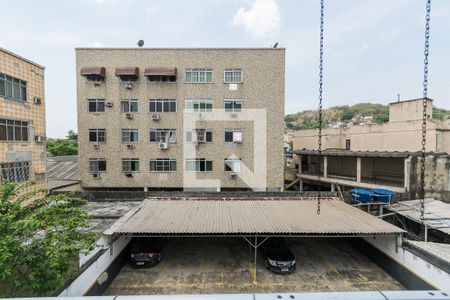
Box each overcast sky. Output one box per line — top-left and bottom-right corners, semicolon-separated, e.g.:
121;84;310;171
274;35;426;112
2;0;450;138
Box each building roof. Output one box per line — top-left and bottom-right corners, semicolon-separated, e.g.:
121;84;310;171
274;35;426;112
47;155;79;181
107;198;404;236
75;47;285;51
389;97;434;105
388;199;450;235
0;47;45;69
292;149;449;158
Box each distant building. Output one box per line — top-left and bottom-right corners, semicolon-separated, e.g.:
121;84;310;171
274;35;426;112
291;99;450;200
76;47;285;191
0;48;46;184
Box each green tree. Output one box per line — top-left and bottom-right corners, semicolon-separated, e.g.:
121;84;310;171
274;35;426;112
47;130;78;156
0;181;96;297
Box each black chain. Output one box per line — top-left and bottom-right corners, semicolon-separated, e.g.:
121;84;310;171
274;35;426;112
317;0;324;215
420;0;431;222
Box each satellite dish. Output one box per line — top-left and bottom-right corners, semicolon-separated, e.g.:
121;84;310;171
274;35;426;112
137;40;144;48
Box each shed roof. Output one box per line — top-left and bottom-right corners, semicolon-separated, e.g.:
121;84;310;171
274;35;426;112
292;150;449;158
107;198;404;236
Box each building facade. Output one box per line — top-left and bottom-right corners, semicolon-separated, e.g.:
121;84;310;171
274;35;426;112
292;99;450;153
0;48;46;184
76;48;285;191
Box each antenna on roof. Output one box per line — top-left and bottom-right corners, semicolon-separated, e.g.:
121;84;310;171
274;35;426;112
397;93;400;102
273;42;278;48
137;40;144;48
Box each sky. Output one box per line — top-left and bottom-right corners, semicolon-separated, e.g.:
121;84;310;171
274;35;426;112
1;0;450;138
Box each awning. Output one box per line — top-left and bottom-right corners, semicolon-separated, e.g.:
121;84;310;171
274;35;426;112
115;67;139;77
106;197;404;236
144;67;177;76
80;67;105;77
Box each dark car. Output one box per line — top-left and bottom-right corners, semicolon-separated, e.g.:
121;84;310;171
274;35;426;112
263;238;296;274
130;238;162;268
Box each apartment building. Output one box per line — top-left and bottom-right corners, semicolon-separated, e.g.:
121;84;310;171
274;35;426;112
76;48;285;191
0;48;46;184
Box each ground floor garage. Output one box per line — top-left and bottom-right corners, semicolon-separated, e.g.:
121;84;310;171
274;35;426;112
103;237;404;295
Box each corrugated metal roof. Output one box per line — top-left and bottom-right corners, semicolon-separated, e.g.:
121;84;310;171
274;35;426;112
109;198;403;236
388;199;450;235
292;150;449;158
47;155;79;180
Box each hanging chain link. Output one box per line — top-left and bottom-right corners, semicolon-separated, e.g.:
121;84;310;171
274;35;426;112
317;0;325;215
420;0;431;222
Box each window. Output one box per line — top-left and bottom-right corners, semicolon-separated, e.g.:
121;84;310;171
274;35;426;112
89;158;107;173
186;129;213;143
122;158;139;172
149;99;177;112
224;99;242;112
149;75;176;83
0;73;27;101
224;129;242;143
86;74;104;83
121;99;139;113
184;99;213;112
89;129;106;142
224;69;242;83
0;119;28;141
150;129;177;143
88;99;105;112
185;159;213;172
150;158;177;172
345;139;351;150
185;69;213;83
119;75;139;83
121;129;139;143
224;159;241;172
0;161;30;183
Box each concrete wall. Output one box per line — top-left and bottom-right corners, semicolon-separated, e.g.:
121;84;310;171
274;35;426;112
0;48;46;181
76;48;285;191
389;99;433;123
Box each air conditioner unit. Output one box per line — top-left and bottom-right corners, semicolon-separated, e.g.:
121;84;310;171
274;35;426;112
91;173;101;179
125;82;133;89
229;172;237;179
152;114;160;121
93;143;100;149
158;142;168;150
35;136;45;143
126;113;133;119
198;112;205;120
33;97;42;104
125;172;134;177
106;101;113;107
127;144;135;149
230;113;238;119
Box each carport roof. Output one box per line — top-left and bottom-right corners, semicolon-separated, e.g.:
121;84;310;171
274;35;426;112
106;198;404;236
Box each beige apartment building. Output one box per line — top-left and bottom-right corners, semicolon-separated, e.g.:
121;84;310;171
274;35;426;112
76;48;285;191
0;48;46;184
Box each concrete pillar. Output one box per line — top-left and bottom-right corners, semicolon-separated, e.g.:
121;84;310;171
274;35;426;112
323;156;328;178
299;178;303;192
331;183;335;192
404;157;410;191
144;187;148;192
297;155;302;174
356;157;361;183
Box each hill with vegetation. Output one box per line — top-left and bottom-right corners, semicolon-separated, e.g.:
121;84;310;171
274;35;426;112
285;103;450;130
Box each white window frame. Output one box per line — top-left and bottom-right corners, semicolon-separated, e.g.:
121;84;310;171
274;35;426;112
122;158;140;172
185;68;213;83
224;158;241;172
89;158;107;173
184;99;213;112
224;68;243;83
149;99;177;113
150;129;177;143
89;129;106;143
224;99;242;112
120;99;139;113
121;129;139;143
149;158;177;172
185;159;213;172
87;99;106;113
185;129;213;143
224;128;242;143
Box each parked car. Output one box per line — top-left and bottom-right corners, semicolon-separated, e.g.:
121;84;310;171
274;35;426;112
130;238;162;268
263;237;296;274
